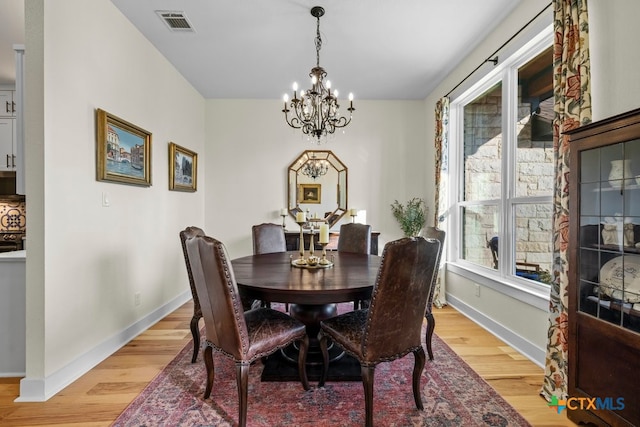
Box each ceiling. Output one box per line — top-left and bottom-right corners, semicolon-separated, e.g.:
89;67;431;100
1;0;524;100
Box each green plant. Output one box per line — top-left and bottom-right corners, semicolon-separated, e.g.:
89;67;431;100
390;198;428;237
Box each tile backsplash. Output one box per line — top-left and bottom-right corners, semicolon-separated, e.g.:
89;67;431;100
0;200;26;232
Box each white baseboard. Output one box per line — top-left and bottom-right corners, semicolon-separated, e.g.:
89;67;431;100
15;290;192;402
445;293;546;368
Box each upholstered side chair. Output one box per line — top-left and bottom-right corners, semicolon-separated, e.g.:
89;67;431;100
422;226;446;360
252;223;287;309
252;223;287;255
338;223;372;309
318;237;441;427
179;226;206;363
185;234;309;427
337;223;371;255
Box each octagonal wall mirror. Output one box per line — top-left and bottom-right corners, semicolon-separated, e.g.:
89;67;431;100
288;150;347;228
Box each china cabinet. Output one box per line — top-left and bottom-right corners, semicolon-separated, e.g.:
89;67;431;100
567;108;640;426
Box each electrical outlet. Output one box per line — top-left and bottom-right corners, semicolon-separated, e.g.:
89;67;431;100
475;284;481;297
134;292;141;306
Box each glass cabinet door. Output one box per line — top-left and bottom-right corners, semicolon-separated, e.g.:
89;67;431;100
577;140;640;332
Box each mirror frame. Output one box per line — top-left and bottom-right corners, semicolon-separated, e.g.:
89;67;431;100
287;150;348;228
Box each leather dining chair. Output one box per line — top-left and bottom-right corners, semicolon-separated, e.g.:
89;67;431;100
179;226;206;363
185;234;310;427
338;223;372;309
180;226;257;363
422;226;446;360
318;236;441;427
337;223;371;255
252;222;287;254
252;223;287;309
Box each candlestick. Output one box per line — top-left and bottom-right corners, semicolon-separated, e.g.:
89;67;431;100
280;211;287;228
296;218;306;264
319;242;330;265
309;228;315;257
349;208;357;223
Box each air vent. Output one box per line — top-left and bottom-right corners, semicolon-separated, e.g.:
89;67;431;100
156;11;194;32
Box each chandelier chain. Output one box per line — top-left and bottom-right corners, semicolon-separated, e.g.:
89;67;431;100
315;15;322;68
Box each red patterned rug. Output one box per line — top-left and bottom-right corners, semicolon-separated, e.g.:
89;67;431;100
112;309;531;426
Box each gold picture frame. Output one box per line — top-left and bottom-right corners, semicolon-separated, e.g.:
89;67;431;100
96;109;151;186
169;142;197;192
299;183;321;204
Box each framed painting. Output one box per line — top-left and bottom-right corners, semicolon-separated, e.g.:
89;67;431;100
169;142;197;192
299;183;321;204
96;109;151;186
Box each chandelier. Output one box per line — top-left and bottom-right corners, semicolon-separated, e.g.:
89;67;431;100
301;154;329;180
282;6;355;144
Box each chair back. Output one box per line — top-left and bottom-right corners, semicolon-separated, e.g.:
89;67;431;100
337;223;372;254
363;237;441;361
423;226;446;297
252;223;287;255
186;234;249;360
179;226;206;316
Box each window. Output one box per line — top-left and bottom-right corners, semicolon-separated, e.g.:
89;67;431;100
452;35;553;287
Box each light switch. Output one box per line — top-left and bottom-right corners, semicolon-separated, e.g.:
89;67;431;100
102;192;110;207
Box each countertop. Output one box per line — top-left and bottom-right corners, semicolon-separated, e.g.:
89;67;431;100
0;250;26;260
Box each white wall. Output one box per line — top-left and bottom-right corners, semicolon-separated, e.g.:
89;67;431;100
21;0;205;400
589;0;640;120
204;99;428;259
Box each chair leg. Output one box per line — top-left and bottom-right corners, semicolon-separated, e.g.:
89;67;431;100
412;347;426;410
236;362;250;427
425;312;435;360
190;315;201;363
361;365;375;427
297;335;310;390
203;345;215;399
318;333;329;387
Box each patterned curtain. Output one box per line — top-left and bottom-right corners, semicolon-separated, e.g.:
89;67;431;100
432;97;450;308
541;0;591;402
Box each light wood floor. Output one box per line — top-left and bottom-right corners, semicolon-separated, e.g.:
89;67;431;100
0;301;576;426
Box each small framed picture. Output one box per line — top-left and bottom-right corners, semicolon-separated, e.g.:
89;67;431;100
96;109;152;186
169;142;197;192
299;183;321;204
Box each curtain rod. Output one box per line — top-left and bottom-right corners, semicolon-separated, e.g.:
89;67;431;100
444;2;552;98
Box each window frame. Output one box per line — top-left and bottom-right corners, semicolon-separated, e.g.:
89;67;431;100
447;25;554;307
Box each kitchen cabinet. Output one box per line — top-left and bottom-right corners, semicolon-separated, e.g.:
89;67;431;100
566;108;640;426
0;250;25;376
0;90;16;117
0;117;16;171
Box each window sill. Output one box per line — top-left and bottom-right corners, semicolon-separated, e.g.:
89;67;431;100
447;262;551;311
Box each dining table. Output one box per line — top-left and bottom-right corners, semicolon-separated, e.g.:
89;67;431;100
231;250;381;381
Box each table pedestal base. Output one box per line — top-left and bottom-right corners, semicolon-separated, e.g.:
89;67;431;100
260;302;362;382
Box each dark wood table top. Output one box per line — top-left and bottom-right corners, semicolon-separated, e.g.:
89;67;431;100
231;251;381;305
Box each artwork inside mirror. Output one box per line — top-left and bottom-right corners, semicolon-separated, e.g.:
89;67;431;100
288;150;347;228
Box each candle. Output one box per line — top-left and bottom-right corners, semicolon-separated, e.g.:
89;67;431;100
296;211;305;222
319;224;329;244
280;208;288;216
349;208;358;216
314;212;319;219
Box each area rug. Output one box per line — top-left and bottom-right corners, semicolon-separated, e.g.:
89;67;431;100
112;308;531;426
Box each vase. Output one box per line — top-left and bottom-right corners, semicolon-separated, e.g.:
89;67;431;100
608;159;632;189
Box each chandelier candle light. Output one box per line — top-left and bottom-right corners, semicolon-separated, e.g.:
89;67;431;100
282;6;355;144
